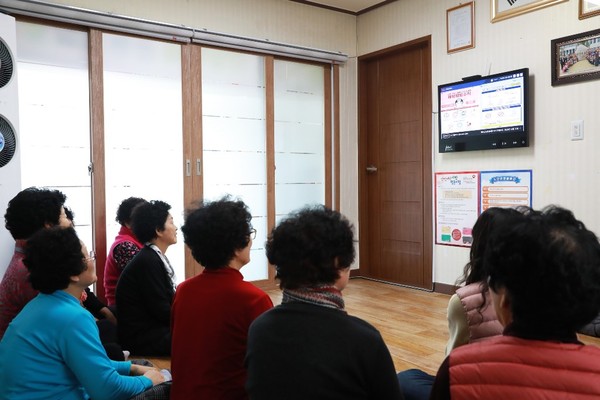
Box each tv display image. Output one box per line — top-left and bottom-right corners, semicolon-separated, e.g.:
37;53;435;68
438;67;529;153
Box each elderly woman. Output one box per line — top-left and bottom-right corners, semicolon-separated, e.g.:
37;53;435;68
116;200;177;356
0;227;164;399
430;206;600;399
245;205;402;400
170;197;273;400
0;187;71;339
104;197;147;307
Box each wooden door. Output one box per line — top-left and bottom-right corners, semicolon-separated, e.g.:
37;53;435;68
358;37;432;289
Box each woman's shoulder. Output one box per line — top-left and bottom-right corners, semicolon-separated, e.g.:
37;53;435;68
125;247;160;269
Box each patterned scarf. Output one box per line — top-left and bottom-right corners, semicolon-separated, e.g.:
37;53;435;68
282;285;345;311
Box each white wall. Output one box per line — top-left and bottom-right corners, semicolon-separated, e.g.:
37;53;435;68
358;0;600;285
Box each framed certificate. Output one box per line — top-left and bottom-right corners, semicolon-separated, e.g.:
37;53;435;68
447;2;475;53
492;0;567;22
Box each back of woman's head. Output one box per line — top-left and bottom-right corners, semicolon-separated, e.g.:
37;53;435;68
460;207;522;285
23;226;85;294
267;205;355;290
182;197;252;269
484;205;600;335
116;197;147;226
130;200;171;243
4;187;67;240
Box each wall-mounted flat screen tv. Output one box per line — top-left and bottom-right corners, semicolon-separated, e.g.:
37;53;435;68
438;67;529;153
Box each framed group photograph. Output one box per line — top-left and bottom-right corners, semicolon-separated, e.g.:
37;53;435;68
580;0;600;19
447;2;475;53
491;0;567;22
551;28;600;86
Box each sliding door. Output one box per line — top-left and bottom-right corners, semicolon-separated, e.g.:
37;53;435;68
16;22;93;247
274;60;327;224
102;33;185;282
15;20;335;288
201;48;268;281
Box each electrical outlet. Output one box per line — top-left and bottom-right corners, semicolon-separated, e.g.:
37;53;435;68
570;120;584;141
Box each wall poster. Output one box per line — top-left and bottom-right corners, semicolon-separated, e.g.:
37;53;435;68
435;171;480;247
480;169;532;211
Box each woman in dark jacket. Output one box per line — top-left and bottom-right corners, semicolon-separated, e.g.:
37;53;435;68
245;206;402;400
116;200;177;356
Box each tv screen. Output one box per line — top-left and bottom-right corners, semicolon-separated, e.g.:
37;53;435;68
438;68;529;153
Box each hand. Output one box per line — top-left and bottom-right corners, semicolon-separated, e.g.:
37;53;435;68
130;364;157;376
143;369;166;386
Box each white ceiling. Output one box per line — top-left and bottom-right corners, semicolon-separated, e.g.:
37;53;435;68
297;0;390;13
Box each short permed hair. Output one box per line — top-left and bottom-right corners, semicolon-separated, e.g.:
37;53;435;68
130;200;172;244
182;197;252;269
115;197;147;226
484;205;600;336
24;226;86;294
266;205;355;290
4;187;67;240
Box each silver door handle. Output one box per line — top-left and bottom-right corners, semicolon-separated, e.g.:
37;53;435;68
366;165;378;173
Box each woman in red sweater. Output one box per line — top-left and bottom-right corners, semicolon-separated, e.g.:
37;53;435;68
170;197;273;400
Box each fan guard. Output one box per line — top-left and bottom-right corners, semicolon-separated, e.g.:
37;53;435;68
0;116;16;168
0;39;14;88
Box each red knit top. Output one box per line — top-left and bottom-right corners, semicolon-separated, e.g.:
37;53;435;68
170;267;273;400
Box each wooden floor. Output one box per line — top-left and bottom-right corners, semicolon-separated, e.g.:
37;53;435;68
148;277;600;374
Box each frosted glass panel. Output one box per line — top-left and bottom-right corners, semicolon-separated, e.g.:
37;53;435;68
274;60;325;217
16;22;92;249
275;121;323;153
275;184;325;215
103;34;185;283
203;84;266;119
274;152;324;183
203;151;266;185
202;48;267;281
17;22;88;68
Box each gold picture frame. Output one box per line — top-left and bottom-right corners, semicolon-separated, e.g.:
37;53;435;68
491;0;568;22
579;0;600;19
447;2;475;53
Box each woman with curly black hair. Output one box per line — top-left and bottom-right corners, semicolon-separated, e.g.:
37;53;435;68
0;227;164;399
116;200;177;356
430;206;600;399
245;205;402;400
170;197;272;400
0;187;71;339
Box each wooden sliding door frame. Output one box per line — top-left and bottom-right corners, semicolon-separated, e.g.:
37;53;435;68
89;28;107;299
182;43;204;279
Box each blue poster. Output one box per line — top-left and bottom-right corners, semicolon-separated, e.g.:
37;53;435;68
480;169;532;211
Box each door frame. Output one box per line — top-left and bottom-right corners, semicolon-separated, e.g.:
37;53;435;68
356;35;433;289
